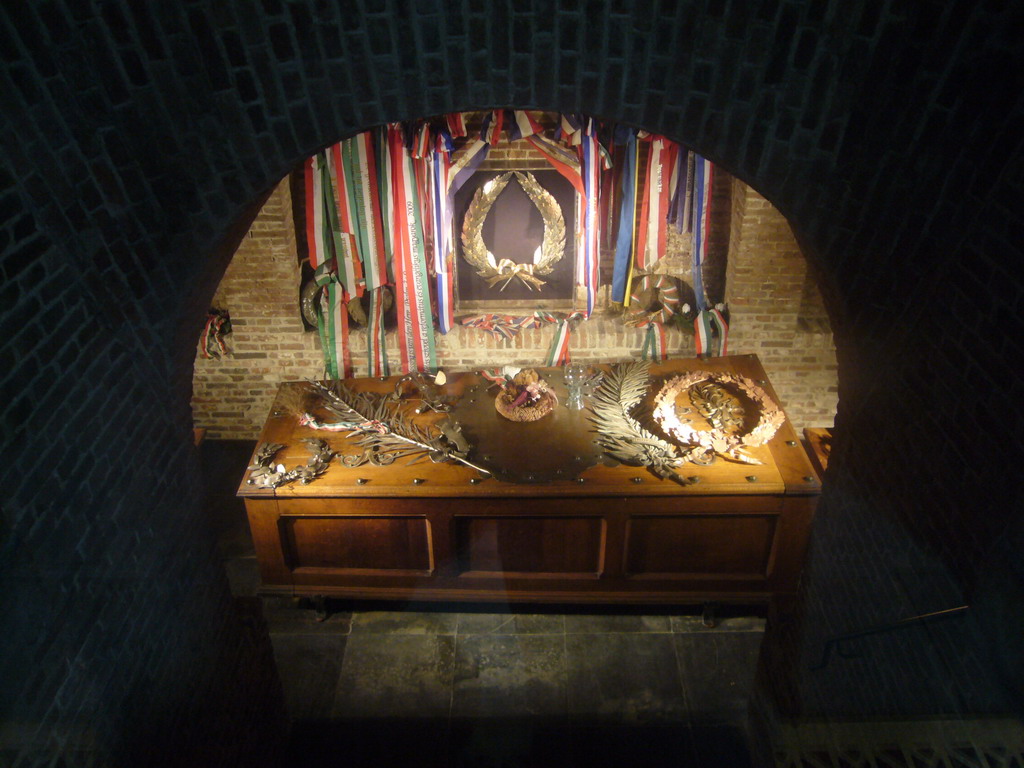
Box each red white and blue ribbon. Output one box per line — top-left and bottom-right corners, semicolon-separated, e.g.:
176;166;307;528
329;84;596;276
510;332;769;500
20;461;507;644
480;109;504;146
446;112;467;138
508;110;543;141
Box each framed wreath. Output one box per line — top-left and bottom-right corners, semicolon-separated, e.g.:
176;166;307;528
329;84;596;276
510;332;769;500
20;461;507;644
652;371;786;465
460;171;566;292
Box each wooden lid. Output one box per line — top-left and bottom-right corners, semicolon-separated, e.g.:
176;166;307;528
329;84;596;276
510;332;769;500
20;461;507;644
237;355;821;499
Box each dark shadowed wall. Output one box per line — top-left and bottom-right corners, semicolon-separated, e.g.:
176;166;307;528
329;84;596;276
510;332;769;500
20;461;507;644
2;1;1022;764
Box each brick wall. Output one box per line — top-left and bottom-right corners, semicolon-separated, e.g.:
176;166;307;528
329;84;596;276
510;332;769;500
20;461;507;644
193;166;837;439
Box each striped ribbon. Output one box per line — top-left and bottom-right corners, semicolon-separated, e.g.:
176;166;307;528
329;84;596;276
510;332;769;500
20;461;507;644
199;313;228;358
635;136;678;271
431;128;455;333
460;311;561;341
641;323;668;361
386;123;437;374
341;133;388;288
508;109;543;141
544;311;583;366
691;153;727;357
323;148;361;294
306;150;355;378
367;287;389;376
692;154;713;311
446;112;467;138
579;121;602;317
611;128;639;305
481;109;504;145
317;281;353;378
524;133;584;194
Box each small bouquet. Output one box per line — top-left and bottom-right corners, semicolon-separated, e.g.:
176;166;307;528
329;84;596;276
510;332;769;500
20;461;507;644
493;367;557;422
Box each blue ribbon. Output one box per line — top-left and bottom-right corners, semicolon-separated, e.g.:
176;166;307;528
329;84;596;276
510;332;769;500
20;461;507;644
611;130;637;304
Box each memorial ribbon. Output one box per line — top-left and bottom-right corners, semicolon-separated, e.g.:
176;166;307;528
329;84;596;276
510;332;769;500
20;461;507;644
431;128;455;333
386;123;437;374
691;154;728;357
611;128;639;305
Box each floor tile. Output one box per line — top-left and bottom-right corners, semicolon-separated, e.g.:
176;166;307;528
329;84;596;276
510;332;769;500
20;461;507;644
451;634;568;718
332;633;455;719
457;612;565;635
674;631;763;724
563;613;671;633
565;632;688;724
269;633;347;721
263;597;352;635
671;615;766;634
350;610;458;635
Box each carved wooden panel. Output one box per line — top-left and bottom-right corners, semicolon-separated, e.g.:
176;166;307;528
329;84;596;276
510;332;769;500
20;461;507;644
281;516;432;573
455;516;604;577
624;514;777;579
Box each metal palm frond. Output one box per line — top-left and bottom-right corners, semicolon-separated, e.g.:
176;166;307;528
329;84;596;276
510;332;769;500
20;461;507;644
589;362;692;485
309;380;490;475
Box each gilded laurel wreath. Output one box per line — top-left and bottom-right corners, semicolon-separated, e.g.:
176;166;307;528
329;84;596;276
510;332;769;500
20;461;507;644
652;371;786;465
461;172;566;291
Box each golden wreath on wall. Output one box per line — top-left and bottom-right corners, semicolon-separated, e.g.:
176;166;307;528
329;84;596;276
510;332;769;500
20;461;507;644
461;171;566;292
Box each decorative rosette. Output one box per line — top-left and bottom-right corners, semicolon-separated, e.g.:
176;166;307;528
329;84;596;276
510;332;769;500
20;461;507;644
652;371;786;465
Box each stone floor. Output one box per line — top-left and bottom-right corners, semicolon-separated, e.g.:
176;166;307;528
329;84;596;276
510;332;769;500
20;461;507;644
267;601;764;767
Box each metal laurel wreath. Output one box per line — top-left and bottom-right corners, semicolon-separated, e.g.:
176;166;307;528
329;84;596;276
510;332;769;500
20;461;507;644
461;171;566;291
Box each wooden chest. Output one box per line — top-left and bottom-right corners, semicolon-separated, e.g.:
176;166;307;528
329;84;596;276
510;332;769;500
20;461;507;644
238;355;820;610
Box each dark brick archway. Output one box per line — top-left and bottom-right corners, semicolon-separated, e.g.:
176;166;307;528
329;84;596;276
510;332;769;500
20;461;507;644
2;2;1022;763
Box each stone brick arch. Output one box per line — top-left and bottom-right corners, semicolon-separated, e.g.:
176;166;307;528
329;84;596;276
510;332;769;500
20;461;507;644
2;1;1022;763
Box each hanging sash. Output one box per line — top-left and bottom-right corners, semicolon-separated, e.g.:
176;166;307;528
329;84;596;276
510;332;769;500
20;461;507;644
306;151;355;378
387;123;437;373
446;112;467;138
366;287;389;376
545;316;574;366
579;122;602;317
692;154;727;357
328;144;364;297
635;136;677;271
431;129;455;333
611;128;639;304
641;324;667;361
508;110;543;141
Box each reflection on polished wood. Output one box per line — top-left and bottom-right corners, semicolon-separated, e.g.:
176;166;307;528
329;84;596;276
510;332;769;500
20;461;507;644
239;355;820;612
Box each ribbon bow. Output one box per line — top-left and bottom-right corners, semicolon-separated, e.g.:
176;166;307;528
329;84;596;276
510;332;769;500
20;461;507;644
484;259;547;291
